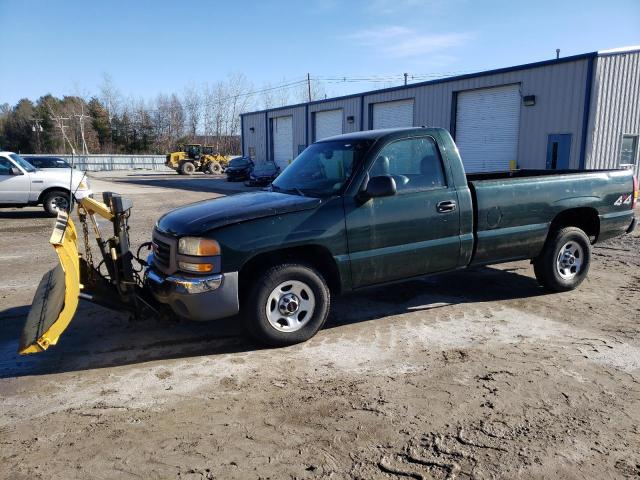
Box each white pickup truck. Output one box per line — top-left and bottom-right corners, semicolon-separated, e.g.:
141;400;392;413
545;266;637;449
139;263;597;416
0;152;92;216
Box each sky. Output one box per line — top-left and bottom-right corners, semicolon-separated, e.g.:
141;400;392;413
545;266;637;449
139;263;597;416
1;0;639;108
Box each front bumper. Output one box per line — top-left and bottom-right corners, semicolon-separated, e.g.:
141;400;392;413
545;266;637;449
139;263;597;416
146;267;239;321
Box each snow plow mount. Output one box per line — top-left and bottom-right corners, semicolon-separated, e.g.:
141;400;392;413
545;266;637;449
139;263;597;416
18;192;160;354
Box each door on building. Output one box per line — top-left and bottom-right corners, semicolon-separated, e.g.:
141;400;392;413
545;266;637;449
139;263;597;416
272;116;293;169
314;109;342;141
345;135;461;288
546;134;572;169
455;84;521;172
371;99;414;130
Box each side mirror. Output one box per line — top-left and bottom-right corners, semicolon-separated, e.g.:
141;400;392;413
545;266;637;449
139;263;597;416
10;166;23;175
363;175;397;198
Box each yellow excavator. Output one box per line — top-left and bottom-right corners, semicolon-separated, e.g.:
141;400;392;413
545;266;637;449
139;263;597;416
19;192;161;354
165;144;229;175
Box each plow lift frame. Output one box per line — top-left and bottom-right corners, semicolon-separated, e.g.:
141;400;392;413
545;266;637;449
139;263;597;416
19;192;160;354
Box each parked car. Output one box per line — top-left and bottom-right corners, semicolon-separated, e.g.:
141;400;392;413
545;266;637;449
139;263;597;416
25;156;73;170
146;127;636;346
246;161;280;186
225;156;254;181
0;152;92;215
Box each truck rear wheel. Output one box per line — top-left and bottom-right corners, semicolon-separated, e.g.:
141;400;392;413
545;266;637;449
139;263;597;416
43;190;70;216
244;263;330;346
180;161;196;175
533;227;591;292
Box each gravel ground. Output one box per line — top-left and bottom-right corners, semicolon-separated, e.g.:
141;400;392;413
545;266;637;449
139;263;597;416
1;171;639;479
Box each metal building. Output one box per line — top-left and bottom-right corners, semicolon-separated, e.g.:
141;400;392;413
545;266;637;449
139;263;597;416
241;47;640;178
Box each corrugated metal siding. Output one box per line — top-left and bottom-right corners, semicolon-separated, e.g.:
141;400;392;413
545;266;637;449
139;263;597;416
309;97;361;133
362;59;590;169
585;52;640;178
242;57;597;170
242;112;267;161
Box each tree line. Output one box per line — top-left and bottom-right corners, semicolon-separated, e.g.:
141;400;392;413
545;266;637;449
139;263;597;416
0;73;327;156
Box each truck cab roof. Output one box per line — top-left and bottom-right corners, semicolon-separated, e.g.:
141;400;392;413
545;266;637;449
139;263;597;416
316;127;445;143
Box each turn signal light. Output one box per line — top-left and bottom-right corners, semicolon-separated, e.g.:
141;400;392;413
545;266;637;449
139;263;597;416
178;262;214;273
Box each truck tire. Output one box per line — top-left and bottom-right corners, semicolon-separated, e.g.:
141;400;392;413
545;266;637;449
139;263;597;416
181;161;196;175
43;189;70;216
205;161;222;175
533;227;591;292
244;263;330;346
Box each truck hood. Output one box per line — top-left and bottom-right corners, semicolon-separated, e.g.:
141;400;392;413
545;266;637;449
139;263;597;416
156;191;323;236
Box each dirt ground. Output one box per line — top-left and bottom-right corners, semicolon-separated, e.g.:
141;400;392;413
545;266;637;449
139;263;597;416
1;171;639;479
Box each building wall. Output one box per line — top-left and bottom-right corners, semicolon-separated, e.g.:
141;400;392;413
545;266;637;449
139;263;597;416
361;58;591;169
241;55;608;170
242;112;267;161
585;51;640;178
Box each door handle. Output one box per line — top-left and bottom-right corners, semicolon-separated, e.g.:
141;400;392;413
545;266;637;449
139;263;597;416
436;200;456;213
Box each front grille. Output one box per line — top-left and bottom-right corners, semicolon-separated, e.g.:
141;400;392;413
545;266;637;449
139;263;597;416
154;238;171;267
152;228;177;274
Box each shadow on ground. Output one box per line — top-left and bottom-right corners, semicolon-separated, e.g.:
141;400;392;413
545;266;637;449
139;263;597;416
0;209;51;219
0;266;545;379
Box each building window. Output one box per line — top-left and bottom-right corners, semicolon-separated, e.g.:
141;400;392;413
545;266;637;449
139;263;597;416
620;134;638;166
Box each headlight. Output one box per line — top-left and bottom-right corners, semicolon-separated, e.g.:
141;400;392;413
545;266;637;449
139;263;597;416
178;237;220;256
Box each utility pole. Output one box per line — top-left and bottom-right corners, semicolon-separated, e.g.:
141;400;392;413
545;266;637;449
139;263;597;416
404;73;408;86
31;118;43;153
73;103;90;155
307;73;312;102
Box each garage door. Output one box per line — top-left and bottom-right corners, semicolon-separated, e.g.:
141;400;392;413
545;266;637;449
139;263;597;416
272;116;293;169
455;84;521;172
314;109;343;141
372;99;414;129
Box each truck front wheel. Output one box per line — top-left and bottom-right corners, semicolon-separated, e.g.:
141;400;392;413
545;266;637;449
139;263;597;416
244;263;330;346
533;227;591;292
42;190;70;216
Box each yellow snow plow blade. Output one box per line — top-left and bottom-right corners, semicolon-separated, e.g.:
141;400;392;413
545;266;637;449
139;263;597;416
19;211;81;354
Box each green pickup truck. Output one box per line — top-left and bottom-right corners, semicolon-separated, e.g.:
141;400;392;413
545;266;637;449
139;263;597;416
147;127;637;346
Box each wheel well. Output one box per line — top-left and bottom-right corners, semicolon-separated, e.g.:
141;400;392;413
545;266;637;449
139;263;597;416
549;207;600;241
239;245;342;297
38;187;70;204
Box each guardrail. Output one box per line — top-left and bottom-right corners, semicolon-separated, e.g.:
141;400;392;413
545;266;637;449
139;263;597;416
21;154;172;172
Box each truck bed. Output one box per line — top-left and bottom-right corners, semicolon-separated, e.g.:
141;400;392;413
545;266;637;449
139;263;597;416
465;168;635;266
466;168;622;182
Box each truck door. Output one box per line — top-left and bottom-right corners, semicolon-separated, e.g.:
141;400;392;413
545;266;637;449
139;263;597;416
0;157;31;203
345;135;461;288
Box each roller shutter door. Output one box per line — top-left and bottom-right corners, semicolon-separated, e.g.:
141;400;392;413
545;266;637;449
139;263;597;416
272;116;293;169
455;84;521;172
315;109;343;141
372;99;414;129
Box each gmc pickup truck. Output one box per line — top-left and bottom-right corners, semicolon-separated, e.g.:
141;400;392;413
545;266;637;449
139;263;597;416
147;128;637;346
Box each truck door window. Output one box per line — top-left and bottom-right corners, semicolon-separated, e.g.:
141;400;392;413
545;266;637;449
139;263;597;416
0;158;13;175
369;136;446;191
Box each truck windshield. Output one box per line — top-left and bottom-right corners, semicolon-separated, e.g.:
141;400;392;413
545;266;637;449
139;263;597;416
272;139;373;197
9;153;36;173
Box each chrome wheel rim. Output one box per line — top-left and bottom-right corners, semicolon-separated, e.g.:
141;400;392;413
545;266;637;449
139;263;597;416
266;280;315;332
49;195;69;212
556;241;584;280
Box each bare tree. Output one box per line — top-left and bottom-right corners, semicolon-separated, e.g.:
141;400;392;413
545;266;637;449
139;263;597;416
183;84;202;139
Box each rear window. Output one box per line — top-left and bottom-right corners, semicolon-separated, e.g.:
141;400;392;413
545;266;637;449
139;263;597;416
230;157;250;167
28;157;70;168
